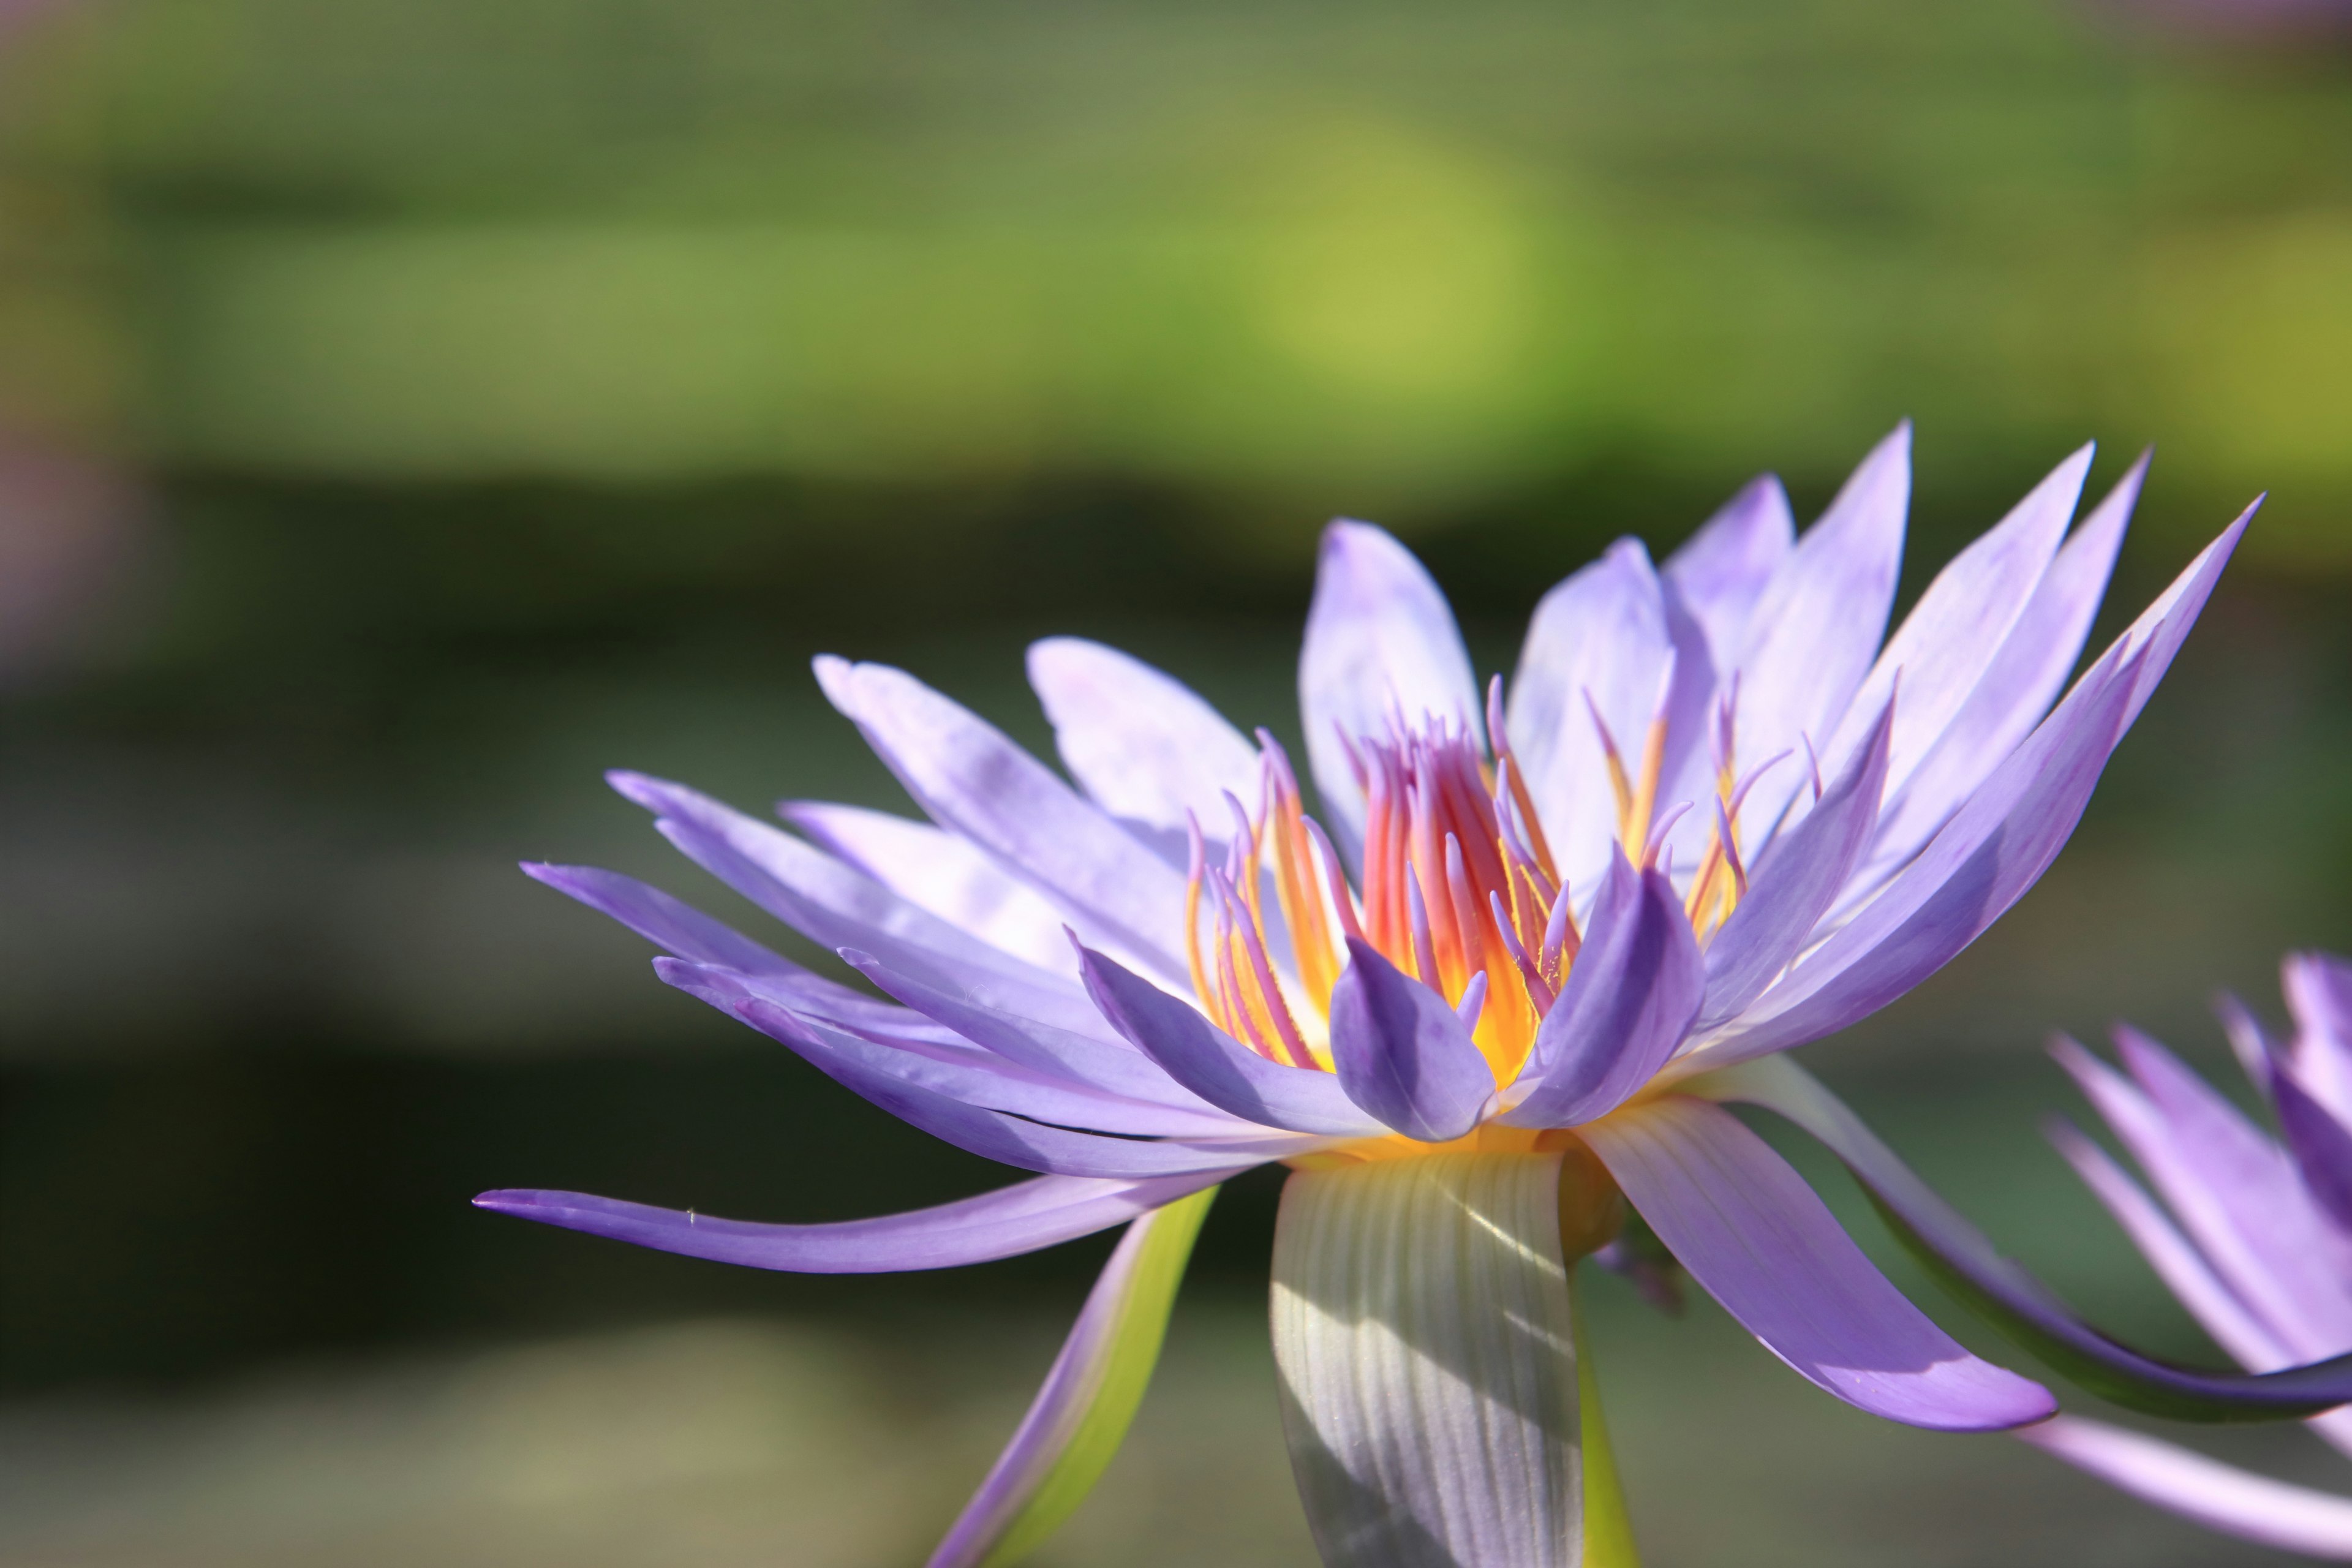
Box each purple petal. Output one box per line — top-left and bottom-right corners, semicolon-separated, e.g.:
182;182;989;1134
930;1188;1215;1568
2288;951;2352;1127
839;950;1242;1123
1504;537;1676;894
1662;473;1796;665
2067;1031;2352;1358
1696;694;1894;1031
2046;1115;2288;1370
660;962;1235;1139
610;771;1111;1038
523;861;940;1038
1077;947;1390;1137
472;1171;1226;1273
1725;424;1909;850
744;1000;1317;1177
1693;1052;2352;1419
1501;853;1703;1128
1585;1095;2055;1430
1820;443;2087;795
1025;637;1262;853
1298;521;1481;852
1858;453;2141;883
1327;938;1493;1142
2019;1415;2352;1558
777;801;1068;970
815;657;1192;985
1693;503;2251;1065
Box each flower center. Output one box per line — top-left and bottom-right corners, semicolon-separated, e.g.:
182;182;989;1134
1186;677;1768;1091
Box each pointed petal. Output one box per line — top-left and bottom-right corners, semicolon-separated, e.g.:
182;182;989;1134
472;1171;1226;1272
1077;946;1390;1138
1662;473;1795;665
1860;453;2141;880
2287;951;2352;1127
1696;694;1893;1031
1273;1152;1587;1568
2019;1415;2352;1558
1501;854;1703;1128
842;949;1242;1121
778;801;1069;970
1025;637;1261;853
1328;938;1494;1142
1691;1053;2352;1420
816;657;1192;984
1299;521;1480;851
745;1000;1317;1177
1728;424;1909;848
1505;538;1675;892
1822;444;2088;793
2282;1065;2352;1242
2046;1115;2290;1370
1581;1094;2056;1430
524;861;938;1038
661;963;1242;1139
611;771;1110;1038
1692;501;2251;1063
929;1187;1216;1568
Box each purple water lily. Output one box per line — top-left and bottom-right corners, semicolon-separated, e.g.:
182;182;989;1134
479;425;2258;1566
1999;954;2352;1558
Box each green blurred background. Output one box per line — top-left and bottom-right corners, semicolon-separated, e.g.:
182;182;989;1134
1;0;2350;1562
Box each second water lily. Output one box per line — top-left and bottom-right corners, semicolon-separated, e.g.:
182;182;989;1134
480;426;2257;1565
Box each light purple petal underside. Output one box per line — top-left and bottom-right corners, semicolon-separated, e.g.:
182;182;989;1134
1327;938;1493;1142
777;801;1069;970
472;1172;1227;1273
1581;1094;2056;1431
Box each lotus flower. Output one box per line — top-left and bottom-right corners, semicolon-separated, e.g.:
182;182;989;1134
478;426;2258;1566
1986;954;2352;1558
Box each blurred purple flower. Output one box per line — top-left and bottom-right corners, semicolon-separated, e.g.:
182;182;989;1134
2005;955;2352;1558
479;426;2261;1566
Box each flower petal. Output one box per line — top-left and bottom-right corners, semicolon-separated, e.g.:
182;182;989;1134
1857;452;2141;883
2060;1030;2352;1358
1695;693;1893;1032
1691;1053;2352;1420
1272;1151;1589;1568
1501;854;1703;1128
524;861;941;1038
744;1000;1318;1177
840;949;1243;1122
2278;1066;2352;1242
929;1187;1216;1568
1691;502;2252;1063
777;801;1069;970
2018;1415;2352;1559
1821;443;2088;794
1298;521;1480;853
662;962;1241;1139
1727;424;1909;849
1077;946;1392;1138
816;657;1193;985
1661;473;1795;666
1580;1093;2056;1430
1328;938;1494;1142
1025;637;1262;854
472;1171;1224;1273
2288;951;2352;1128
1505;538;1675;894
611;771;1111;1038
2046;1115;2289;1370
